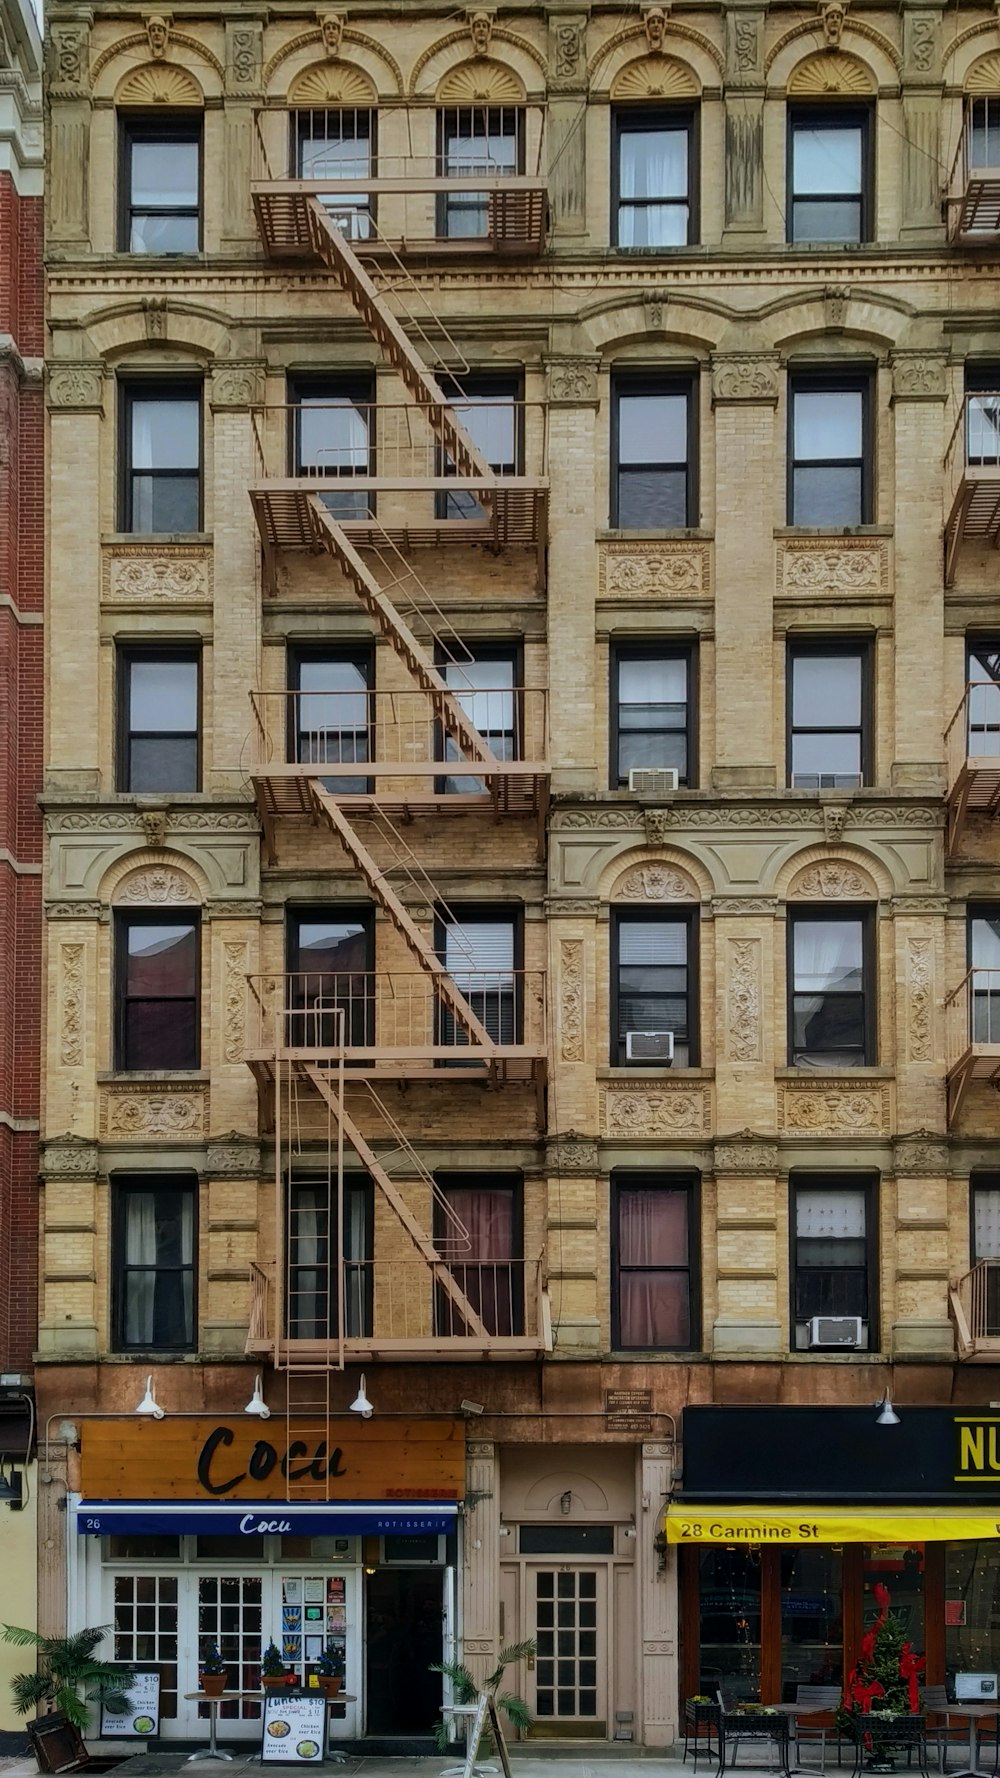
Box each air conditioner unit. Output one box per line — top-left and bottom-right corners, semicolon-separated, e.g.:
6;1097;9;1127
628;767;679;795
626;1030;674;1064
791;773;863;790
807;1315;862;1349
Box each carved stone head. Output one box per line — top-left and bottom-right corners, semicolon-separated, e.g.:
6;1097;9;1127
820;0;847;47
469;9;494;55
145;13;170;58
643;5;669;51
318;11;345;57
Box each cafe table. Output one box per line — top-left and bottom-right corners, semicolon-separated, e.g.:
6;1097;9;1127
183;1690;357;1765
717;1709;792;1777
938;1702;1000;1778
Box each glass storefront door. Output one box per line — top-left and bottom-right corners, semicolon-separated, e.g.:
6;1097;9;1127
697;1548;762;1702
780;1547;843;1695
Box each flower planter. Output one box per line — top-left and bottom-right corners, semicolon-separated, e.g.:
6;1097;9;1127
263;1676;291;1692
318;1677;342;1699
200;1673;227;1698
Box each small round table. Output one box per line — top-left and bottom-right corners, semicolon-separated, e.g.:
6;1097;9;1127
184;1690;358;1765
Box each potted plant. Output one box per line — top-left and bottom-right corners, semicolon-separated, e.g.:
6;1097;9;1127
837;1583;925;1772
199;1644;228;1698
261;1641;290;1692
2;1623;135;1731
432;1640;534;1753
316;1645;344;1700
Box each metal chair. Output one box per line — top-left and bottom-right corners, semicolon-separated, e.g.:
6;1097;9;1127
922;1687;971;1772
793;1684;844;1772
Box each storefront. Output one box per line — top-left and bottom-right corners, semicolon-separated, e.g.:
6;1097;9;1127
68;1416;464;1744
666;1406;1000;1708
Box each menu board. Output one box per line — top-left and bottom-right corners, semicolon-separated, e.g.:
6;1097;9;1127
99;1669;161;1737
261;1690;327;1763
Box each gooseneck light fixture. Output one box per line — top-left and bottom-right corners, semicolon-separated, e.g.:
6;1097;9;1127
349;1374;374;1418
134;1375;164;1419
244;1375;270;1420
875;1390;900;1426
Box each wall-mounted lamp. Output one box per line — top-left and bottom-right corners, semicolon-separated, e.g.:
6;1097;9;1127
349;1374;373;1418
134;1375;164;1419
244;1375;270;1420
559;1490;572;1516
875;1390;900;1427
653;1531;668;1573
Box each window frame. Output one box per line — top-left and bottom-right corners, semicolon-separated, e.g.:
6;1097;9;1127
611;371;698;530
972;1172;1000;1264
434;372;523;520
285;1171;375;1341
434;903;524;1050
111;1172;198;1355
610;640;698;789
286;640;375;794
118;113;203;256
785;637;872;790
116;644;202;794
433;638;524;789
291;106;377;239
611;104;700;249
118;377;204;536
435;104;524;238
611;1170;700;1352
788;1171;879;1351
433;1169;525;1338
786;369;873;528
785;103;872;246
115;910;201;1073
285;903;376;1049
610;904;700;1068
966;636;1000;756
787;903;876;1069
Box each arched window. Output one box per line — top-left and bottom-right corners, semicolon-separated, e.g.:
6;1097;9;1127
288;63;378;241
609;55;701;248
435;61;526;239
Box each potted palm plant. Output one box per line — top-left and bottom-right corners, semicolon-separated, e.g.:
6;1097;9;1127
316;1645;344;1700
261;1641;291;1691
1;1623;135;1731
432;1639;535;1753
199;1644;228;1698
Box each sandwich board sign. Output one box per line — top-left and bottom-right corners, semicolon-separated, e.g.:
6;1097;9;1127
261;1689;327;1762
99;1669;160;1737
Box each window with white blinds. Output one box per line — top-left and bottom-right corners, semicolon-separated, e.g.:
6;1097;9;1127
974;1185;1000;1260
792;1177;872;1339
613;912;694;1067
440;912;517;1048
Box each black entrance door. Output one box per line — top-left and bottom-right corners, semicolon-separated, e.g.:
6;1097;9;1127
365;1570;444;1735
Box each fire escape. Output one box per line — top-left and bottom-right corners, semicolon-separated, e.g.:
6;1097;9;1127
244;138;552;1486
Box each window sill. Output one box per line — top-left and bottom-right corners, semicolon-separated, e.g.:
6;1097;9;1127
597;527;713;543
598;1065;714;1081
774;524;892;539
98;1070;209;1085
775;1065;891;1079
102;532;212;547
105;1349;199;1363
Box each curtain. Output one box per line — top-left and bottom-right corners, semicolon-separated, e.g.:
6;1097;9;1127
441;1186;515;1335
618;129;686;248
972;919;1000;1042
975;1188;1000;1260
617;1189;689;1348
290;1186;326;1338
444;920;515;1045
124;1193;158;1346
124;1191;193;1347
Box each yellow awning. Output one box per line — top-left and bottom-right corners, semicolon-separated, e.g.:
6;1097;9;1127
663;1504;1000;1544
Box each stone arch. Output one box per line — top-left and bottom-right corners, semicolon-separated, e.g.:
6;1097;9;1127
264;29;403;99
758;288;909;354
786;48;876;96
92;32;224;101
601;844;715;902
581;293;727;358
409;27;546;98
287;59;377;106
965;49;1000;92
436;58;526;104
523;1471;611;1514
944;26;1000;89
779;846;891;901
83;300;233;364
766;25;899;89
104;850;208;907
590;22;723;93
115;62;204;107
610;53;700;101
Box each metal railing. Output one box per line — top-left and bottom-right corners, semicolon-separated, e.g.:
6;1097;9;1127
246;969;548;1058
946;967;1000;1069
248;687;548;775
947;98;1000;238
950;1258;1000;1356
249;401;548;485
945;679;1000;789
252;104;546;186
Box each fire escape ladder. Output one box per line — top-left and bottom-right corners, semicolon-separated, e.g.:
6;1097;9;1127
310;788;498;1059
302;1063;490;1338
303;197;495;484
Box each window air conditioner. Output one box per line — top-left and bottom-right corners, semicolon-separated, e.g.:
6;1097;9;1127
625;1030;674;1064
807;1315;862;1349
791;773;863;790
628;767;680;794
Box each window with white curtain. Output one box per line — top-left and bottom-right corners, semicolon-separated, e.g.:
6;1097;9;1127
787;107;870;243
792;1177;873;1345
121;382;202;534
289;375;374;522
613;1174;697;1350
437;644;520;793
120;118;201;254
287;1176;372;1340
612;644;693;786
614;108;696;248
434;1172;523;1337
114;1178;196;1351
789;908;871;1067
613;910;696;1066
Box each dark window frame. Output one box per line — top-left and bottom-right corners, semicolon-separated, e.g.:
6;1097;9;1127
434;372;523;520
433;638;524;788
434;902;525;1050
966;636;1000;753
610;639;698;789
785;637;872;789
286;640;375;795
610;904;700;1068
118;113;203;255
285;1171;374;1341
787;903;876;1069
964;366;1000;467
611;1169;700;1352
433;1169;525;1338
291;106;377;238
115;909;201;1073
972;1171;1000;1264
435;104;525;238
611;104;700;249
118;377;203;535
285;903;376;1049
786;368;873;528
786;103;873;245
111;1172;198;1354
287;372;376;523
116;644;202;794
789;1171;879;1350
611;371;698;530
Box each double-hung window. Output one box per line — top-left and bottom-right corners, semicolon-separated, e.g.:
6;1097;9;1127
113;1175;197;1351
116;913;200;1071
973;1175;1000;1336
791;1175;875;1349
787;106;870;243
965;367;1000;474
612;376;695;528
287;1174;373;1340
788;374;870;527
789;908;872;1068
294;107;374;240
437;908;520;1052
436;643;520;793
121;382;202;535
970;910;1000;1045
118;647;200;793
120;118;201;253
288;644;373;796
437;374;521;521
612;644;694;788
613;107;696;248
286;907;375;1051
289;375;374;522
967;640;1000;759
613;1173;698;1350
434;1172;523;1337
787;641;869;788
612;909;696;1067
438;106;521;238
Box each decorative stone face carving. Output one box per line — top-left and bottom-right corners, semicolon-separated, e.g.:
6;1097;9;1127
643;5;669;53
468;9;494;55
116;868;198;905
616;866;695;901
792;863;870;899
820;0;847;48
145;14;171;59
712;357;779;405
318;11;346;57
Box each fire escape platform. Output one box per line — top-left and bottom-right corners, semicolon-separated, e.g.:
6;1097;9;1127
249;481;547;555
949;172;1000;242
946;1045;1000;1125
252;180;547;258
249;766;549;828
945;468;1000;585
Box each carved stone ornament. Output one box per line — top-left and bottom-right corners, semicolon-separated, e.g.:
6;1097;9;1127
601;545;709;598
891;354;947;400
546;359;599;405
820;0;848;48
46;806;257;834
40;1137;99;1179
727;938;762;1062
468;8;495;55
60;942;85;1068
211;366;264;411
646;295;666;331
602;1082;711;1138
734;14;760;74
141;811;167;850
547;1136;600;1174
145;13;171;59
712;896;777;915
616;865;695;901
824;284;851;329
893;1129;949;1175
712;357;779;406
553;19;584;81
715;1132;779;1174
643;809;673;846
227;23;263;92
779;1081;890;1135
117;868;198;905
780;544;884;595
207;1134;261;1177
550;803;937;834
906;13;936;74
823;805;850;843
48;22;90;96
105;547;211;604
47;901;103;920
793;862;870;899
318;10;346;57
907;937;933;1063
643;5;670;53
223;941;248;1064
101;1085;206;1139
47;366;104;412
559;938;584;1062
144;296;167;341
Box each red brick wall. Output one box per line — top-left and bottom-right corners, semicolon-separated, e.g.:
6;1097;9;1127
0;175;42;1373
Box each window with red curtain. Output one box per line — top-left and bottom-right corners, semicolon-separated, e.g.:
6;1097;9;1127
613;1176;696;1350
435;1174;522;1337
117;914;200;1070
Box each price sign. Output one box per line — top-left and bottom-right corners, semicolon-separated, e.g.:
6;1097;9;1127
99;1669;160;1737
261;1690;327;1763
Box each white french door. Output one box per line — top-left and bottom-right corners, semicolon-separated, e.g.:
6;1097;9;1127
524;1565;607;1738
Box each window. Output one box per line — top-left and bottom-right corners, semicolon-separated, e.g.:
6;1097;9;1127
611;644;694;787
972;1175;1000;1335
969;910;1000;1044
293;107;374;239
286;907;374;1049
436;908;520;1050
612;909;697;1067
436;642;520;792
118;648;200;793
120;382;201;535
434;1173;523;1336
791;1174;876;1348
289;376;373;522
788;374;870;527
287;1175;373;1339
612;1173;697;1350
116;913;199;1071
967;96;1000;172
787;106;870;243
120;118;200;254
613;107;697;248
438;105;521;237
965;368;1000;469
789;908;872;1068
287;645;373;795
436;374;521;520
612;376;695;528
787;641;869;788
967;640;1000;762
113;1176;196;1351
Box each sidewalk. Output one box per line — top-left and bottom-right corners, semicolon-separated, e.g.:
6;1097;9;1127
0;1751;694;1778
